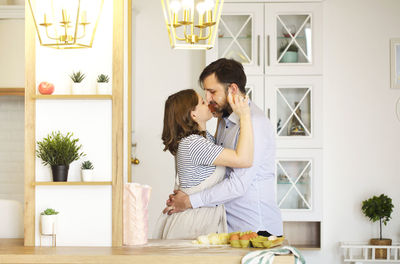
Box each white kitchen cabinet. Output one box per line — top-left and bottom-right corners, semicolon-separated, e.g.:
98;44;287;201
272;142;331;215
265;3;322;75
265;76;322;149
276;148;322;222
207;3;264;75
246;75;264;111
206;2;322;75
206;2;323;248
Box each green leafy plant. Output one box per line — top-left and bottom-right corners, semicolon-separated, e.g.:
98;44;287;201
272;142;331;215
81;160;94;170
362;194;394;240
97;74;110;83
36;131;86;166
41;208;59;215
70;71;86;83
279;41;299;53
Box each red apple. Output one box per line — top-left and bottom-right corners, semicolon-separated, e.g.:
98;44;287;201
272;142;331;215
38;82;54;95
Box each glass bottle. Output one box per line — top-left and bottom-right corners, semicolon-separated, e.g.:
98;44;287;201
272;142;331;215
288;101;306;136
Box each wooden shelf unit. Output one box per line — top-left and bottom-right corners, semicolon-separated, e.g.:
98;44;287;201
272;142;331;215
33;181;112;186
34;94;112;100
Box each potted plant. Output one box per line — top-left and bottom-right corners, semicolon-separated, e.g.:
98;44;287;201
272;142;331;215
40;208;59;235
36;131;86;182
97;74;111;94
70;70;87;94
362;194;394;259
279;41;299;63
81;160;94;182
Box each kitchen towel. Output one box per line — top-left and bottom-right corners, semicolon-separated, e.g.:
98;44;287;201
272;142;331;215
241;246;305;264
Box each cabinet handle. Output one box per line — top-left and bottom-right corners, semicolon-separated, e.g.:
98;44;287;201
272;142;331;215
266;35;270;67
257;35;260;66
267;108;270;119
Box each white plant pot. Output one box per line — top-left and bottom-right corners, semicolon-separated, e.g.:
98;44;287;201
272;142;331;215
97;82;112;95
40;215;57;235
72;82;90;94
81;169;94;182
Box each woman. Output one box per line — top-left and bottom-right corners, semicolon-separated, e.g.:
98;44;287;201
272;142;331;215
153;89;253;239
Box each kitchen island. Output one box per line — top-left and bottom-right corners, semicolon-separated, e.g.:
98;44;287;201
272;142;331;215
0;238;294;264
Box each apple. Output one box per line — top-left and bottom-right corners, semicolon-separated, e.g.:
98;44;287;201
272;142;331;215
38;82;54;95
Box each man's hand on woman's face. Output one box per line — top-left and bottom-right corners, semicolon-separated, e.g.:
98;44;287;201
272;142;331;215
162;190;192;215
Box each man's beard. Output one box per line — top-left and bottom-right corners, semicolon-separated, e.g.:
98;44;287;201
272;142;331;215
209;100;232;118
221;103;232;118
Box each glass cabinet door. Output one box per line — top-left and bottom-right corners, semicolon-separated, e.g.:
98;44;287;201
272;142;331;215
277;159;312;210
265;3;322;75
266;76;322;149
276;149;322;222
206;3;264;75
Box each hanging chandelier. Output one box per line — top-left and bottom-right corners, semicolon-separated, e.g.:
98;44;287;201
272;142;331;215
27;0;104;49
161;0;224;50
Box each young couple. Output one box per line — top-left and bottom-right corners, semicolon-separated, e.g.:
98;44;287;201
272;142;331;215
153;58;283;239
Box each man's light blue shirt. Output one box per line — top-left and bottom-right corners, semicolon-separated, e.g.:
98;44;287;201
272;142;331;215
189;101;283;235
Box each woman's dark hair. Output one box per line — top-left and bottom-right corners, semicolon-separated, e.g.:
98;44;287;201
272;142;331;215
162;89;206;155
199;58;246;94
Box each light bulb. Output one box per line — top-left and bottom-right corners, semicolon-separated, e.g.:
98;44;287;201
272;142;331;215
181;0;193;9
196;2;206;15
169;1;181;13
204;0;214;11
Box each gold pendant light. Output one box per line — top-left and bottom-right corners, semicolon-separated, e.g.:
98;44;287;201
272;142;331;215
161;0;224;50
28;0;104;49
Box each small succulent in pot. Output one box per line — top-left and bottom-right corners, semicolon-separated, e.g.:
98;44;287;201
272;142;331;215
41;208;59;215
81;160;95;182
97;74;110;83
70;71;87;94
97;73;112;95
81;160;94;170
40;208;59;235
70;71;86;83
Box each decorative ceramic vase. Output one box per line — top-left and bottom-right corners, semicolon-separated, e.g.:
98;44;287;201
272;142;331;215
51;165;69;182
40;214;57;235
97;82;111;94
71;82;88;94
281;51;298;63
81;169;94;182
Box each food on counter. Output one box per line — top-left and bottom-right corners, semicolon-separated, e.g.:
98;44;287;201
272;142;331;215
229;231;258;248
250;235;285;249
193;231;284;249
193;232;230;245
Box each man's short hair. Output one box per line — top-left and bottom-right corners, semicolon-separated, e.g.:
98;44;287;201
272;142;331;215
199;58;247;94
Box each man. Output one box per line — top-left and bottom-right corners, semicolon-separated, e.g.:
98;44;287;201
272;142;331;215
164;58;283;236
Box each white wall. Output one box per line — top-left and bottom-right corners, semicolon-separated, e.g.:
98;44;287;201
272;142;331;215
311;0;400;263
133;0;400;263
0;19;24;87
131;0;205;238
0;96;24;204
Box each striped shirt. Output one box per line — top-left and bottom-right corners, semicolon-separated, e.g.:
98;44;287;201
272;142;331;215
176;131;223;188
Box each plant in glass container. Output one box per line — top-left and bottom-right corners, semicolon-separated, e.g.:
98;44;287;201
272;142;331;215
70;70;87;94
81;160;94;182
96;74;111;95
40;208;59;235
279;41;298;63
362;194;394;259
36;131;86;182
